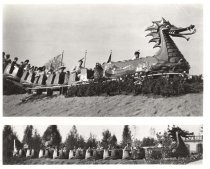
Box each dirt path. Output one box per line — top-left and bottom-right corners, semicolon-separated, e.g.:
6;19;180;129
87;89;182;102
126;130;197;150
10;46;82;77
3;93;202;116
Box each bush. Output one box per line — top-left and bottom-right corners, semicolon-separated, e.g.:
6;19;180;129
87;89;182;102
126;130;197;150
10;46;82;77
150;150;162;160
66;74;203;98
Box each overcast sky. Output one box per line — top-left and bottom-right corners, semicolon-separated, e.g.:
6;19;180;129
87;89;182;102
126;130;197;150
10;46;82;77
12;125;202;143
3;4;202;74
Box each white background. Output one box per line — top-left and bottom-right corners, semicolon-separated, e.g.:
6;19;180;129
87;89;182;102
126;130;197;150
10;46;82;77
0;0;209;169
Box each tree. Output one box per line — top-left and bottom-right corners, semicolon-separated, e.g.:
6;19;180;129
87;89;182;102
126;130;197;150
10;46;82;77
31;129;42;155
156;131;172;149
101;129;112;148
133;138;142;147
141;137;156;147
108;134;117;148
77;135;86;148
42;125;62;147
156;131;173;158
22;125;33;148
65;125;80;150
3;125;22;160
121;125;132;147
86;133;97;148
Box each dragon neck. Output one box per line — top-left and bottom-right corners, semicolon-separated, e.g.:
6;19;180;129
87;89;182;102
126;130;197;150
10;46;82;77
155;29;184;62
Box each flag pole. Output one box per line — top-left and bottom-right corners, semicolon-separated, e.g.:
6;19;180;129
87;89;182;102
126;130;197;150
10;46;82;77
84;50;87;68
107;50;112;63
61;50;64;66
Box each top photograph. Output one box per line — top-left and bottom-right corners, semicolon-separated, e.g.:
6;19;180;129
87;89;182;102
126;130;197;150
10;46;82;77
2;4;203;117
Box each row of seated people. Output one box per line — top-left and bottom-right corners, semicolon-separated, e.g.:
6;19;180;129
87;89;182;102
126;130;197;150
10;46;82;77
4;59;104;86
13;145;146;160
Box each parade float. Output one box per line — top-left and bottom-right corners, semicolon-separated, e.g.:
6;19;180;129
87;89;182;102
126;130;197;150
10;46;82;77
3;18;198;96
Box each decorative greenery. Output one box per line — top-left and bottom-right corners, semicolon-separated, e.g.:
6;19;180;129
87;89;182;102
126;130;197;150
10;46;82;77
22;125;33;149
3;125;22;161
121;125;132;147
66;74;203;98
42;125;62;148
3;125;203;164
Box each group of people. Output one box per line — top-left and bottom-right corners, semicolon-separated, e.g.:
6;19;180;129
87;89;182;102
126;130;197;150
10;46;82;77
13;143;146;160
3;51;105;86
3;50;141;86
3;52;31;78
3;52;71;85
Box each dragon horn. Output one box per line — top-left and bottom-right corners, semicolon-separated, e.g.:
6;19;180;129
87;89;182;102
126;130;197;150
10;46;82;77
145;32;154;37
145;23;158;31
152;21;161;26
153;43;161;48
149;38;160;43
162;17;167;23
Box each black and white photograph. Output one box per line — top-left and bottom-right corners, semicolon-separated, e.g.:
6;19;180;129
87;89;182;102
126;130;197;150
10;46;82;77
3;124;203;165
1;0;208;168
2;4;203;117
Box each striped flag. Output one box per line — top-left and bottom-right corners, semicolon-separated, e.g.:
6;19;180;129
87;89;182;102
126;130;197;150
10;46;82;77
44;54;63;71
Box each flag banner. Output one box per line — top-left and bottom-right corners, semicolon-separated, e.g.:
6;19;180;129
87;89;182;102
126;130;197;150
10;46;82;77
44;54;63;71
102;58;154;78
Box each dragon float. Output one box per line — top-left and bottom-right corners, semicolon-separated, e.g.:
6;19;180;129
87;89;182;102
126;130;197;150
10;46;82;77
103;17;195;78
3;18;196;96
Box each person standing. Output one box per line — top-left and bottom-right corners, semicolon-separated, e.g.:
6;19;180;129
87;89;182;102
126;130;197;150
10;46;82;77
9;57;18;74
16;59;29;78
3;54;11;71
132;50;141;60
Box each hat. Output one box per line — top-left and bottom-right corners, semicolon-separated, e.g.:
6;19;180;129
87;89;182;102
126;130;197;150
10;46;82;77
58;66;66;70
25;59;29;63
134;50;140;55
78;58;84;63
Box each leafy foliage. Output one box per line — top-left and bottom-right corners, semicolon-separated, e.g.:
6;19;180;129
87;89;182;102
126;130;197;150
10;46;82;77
150;150;162;160
65;125;86;150
101;129;112;149
22;125;33;148
86;133;97;148
31;129;42;157
42;125;62;148
3;125;22;161
66;74;203;97
141;137;156;147
108;134;118;148
121;125;132;147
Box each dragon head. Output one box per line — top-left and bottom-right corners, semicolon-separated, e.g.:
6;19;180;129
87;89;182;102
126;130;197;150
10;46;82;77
145;17;196;48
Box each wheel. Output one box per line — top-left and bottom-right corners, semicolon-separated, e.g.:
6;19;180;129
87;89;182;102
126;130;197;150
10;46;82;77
47;89;53;96
27;89;32;94
36;89;42;95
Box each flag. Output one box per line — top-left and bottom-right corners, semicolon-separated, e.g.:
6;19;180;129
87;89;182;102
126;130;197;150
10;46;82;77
44;54;63;71
107;51;112;63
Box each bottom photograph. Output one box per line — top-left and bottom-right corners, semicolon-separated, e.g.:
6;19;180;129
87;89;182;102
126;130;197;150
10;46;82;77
3;125;203;165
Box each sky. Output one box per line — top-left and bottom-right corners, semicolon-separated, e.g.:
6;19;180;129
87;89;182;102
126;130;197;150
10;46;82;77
3;4;202;74
12;125;203;143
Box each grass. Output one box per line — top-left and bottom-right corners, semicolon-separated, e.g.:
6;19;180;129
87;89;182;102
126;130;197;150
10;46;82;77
4;157;202;165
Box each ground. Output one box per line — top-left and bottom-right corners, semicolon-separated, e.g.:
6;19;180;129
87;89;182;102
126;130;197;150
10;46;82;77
3;93;202;116
3;157;202;165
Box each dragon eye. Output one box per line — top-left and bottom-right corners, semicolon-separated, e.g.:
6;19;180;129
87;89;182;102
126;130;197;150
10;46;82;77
166;25;170;28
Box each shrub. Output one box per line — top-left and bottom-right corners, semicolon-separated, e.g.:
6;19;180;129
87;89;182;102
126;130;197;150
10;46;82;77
150;150;162;160
66;74;203;98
